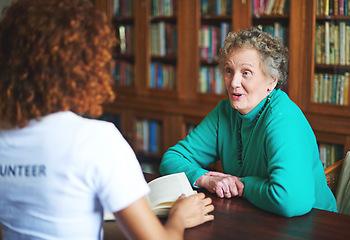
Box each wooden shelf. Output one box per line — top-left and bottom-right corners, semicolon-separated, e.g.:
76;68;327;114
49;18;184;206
96;0;350;165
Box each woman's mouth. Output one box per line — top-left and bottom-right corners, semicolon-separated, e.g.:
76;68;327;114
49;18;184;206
232;93;243;100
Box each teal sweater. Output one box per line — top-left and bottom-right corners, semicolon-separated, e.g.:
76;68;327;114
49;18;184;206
160;89;337;217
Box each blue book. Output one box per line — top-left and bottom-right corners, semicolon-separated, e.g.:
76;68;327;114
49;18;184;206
149;121;157;153
157;65;163;89
150;63;155;88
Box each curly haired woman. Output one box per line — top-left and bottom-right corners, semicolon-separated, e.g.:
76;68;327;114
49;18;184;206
160;27;337;217
0;0;214;239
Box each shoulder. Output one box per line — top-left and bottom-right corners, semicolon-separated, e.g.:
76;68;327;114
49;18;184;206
264;90;314;135
267;90;306;120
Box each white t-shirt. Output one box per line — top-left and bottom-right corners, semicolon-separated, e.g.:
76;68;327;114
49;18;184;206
0;111;150;240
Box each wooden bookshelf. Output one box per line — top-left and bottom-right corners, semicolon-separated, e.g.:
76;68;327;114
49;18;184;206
302;0;350;161
95;0;350;169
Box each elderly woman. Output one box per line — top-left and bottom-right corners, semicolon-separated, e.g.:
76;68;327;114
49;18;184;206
160;27;337;217
0;0;214;239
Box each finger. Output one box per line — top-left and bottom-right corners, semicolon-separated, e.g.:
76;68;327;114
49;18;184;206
189;192;205;201
202;196;213;206
196;192;206;199
201;214;215;225
215;187;224;198
205;171;226;177
229;184;238;196
236;181;245;197
178;194;186;199
223;188;231;198
204;203;215;214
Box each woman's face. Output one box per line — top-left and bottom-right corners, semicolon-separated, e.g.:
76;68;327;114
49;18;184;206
224;48;277;115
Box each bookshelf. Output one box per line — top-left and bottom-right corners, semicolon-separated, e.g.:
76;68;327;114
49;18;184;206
303;0;350;166
94;0;350;171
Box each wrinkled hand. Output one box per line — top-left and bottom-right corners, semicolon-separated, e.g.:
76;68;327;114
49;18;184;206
200;171;244;198
169;192;214;228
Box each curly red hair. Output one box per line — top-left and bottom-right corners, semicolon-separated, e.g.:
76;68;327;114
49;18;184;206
0;0;116;128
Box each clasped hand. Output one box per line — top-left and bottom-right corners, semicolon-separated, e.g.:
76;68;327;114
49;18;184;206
196;171;244;198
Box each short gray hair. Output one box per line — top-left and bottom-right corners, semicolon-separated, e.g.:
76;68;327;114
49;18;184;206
218;27;289;89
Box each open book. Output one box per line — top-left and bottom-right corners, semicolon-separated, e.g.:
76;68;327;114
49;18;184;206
146;172;197;216
104;172;196;220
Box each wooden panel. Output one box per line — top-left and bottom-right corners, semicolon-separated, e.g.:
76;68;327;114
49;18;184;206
177;0;200;100
288;0;310;108
232;0;252;32
134;0;149;95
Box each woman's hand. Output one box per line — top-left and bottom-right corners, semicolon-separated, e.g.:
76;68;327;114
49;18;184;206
114;194;213;240
168;192;214;229
195;171;244;198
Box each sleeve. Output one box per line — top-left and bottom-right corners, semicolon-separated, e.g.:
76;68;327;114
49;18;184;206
159;103;222;186
241;109;317;217
82;122;150;214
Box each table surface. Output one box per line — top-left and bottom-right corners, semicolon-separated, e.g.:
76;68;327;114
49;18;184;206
103;173;350;240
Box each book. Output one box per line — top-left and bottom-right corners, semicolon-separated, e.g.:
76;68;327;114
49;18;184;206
146;172;197;216
103;172;196;220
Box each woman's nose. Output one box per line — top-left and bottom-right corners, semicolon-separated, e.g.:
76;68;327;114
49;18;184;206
230;74;241;88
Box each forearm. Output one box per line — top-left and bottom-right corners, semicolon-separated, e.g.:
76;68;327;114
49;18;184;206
164;214;185;240
241;176;314;217
160;149;209;186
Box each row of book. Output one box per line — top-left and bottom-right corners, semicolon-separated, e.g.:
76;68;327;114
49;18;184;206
199;66;225;94
315;21;350;66
118;25;134;54
200;23;231;62
111;60;134;87
150;22;177;57
150;62;176;90
252;0;290;16
151;0;177;17
111;59;134;87
319;143;344;169
135;119;163;154
313;72;349;105
113;0;133;17
201;0;232;16
256;23;289;46
316;0;350;16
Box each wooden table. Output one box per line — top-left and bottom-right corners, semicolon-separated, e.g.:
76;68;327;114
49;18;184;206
103;173;350;240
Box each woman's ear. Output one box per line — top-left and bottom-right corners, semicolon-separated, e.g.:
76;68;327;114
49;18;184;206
268;76;278;92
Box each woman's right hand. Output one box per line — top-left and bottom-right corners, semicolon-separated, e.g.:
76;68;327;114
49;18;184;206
168;193;214;229
195;172;244;198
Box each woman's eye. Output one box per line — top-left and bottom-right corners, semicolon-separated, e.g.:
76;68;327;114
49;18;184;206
243;71;251;77
225;68;232;74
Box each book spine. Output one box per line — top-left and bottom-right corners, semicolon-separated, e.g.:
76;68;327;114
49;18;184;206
346;25;350;65
334;0;339;15
315;24;322;64
339;22;346;65
334;24;339;65
339;75;345;105
332;74;337;103
265;0;276;15
313;73;320;102
343;72;349;105
324;0;330;16
142;119;149;153
325;21;330;64
200;25;210;60
340;0;345;15
273;0;281;14
149;121;157;153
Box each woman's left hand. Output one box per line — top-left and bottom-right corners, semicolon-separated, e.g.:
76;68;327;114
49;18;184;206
202;171;244;198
